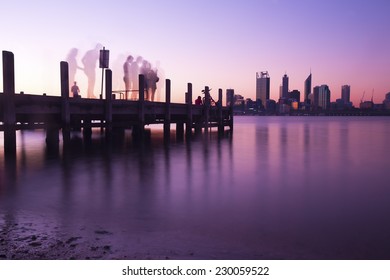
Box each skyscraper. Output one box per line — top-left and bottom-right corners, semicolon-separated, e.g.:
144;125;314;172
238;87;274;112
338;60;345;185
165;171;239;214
282;74;289;99
256;71;270;108
341;85;350;104
318;85;331;110
304;72;312;103
226;89;235;106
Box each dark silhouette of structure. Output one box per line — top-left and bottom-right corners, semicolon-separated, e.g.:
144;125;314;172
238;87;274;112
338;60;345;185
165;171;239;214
0;50;234;155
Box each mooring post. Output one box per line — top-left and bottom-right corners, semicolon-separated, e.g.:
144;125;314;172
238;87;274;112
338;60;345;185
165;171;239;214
164;79;171;140
60;61;71;144
218;88;223;134
204;86;210;133
105;69;113;135
185;83;193;138
2;51;16;156
60;61;70;125
134;74;145;135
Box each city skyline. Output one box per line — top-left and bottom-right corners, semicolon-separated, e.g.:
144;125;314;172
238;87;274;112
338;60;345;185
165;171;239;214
0;0;389;105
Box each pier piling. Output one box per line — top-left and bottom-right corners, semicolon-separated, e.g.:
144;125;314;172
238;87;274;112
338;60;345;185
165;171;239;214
133;74;145;136
2;51;16;156
164;79;171;140
185;83;193;138
60;61;71;145
105;68;113;132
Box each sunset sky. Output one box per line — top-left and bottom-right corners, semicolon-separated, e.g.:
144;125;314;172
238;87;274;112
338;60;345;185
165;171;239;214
1;0;389;105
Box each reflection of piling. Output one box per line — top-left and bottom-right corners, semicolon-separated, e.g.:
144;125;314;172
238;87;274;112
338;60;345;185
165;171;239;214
203;86;210;134
176;122;184;140
228;89;234;132
185;83;193;138
2;51;16;156
218;88;223;135
164;79;171;140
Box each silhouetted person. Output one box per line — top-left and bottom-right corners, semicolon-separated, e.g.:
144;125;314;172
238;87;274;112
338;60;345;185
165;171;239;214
147;67;159;101
140;60;150;100
123;55;133;99
71;81;80;98
82;44;102;98
66;48;82;94
141;61;159;101
130;56;143;100
155;60;165;102
195;96;203;105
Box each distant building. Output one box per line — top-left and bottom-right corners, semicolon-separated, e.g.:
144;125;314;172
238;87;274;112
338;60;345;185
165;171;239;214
279;85;283;99
282;74;289;99
289;89;300;103
304;72;312;103
383;92;390;110
226;89;235;106
266;99;277;114
360;100;374;110
318;85;331;110
256;71;270;108
341;85;350;104
311;86;320;110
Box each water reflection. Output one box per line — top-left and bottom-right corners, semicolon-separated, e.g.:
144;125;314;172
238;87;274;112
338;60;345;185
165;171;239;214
1;117;390;259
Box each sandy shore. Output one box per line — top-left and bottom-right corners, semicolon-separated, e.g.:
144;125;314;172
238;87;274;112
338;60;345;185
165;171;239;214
0;216;306;260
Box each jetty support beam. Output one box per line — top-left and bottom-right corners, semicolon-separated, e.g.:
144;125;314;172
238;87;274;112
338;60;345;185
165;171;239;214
2;51;16;156
105;68;113;135
133;74;145;137
164;79;171;140
185;83;193;138
60;61;70;144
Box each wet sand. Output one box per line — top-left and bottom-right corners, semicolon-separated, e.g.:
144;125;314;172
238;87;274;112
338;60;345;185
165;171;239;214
0;212;315;260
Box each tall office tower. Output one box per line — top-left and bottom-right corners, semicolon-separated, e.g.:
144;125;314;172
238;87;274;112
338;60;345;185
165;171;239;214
282;74;289;99
226;89;235;106
304;72;312;103
318;85;331;110
256;71;270;107
279;85;283;99
341;85;350;104
312;86;320;110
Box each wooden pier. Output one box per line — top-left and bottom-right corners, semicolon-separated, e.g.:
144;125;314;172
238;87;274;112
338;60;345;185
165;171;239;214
1;51;234;155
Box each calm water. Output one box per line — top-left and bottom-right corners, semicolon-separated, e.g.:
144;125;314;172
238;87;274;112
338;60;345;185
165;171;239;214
1;116;390;259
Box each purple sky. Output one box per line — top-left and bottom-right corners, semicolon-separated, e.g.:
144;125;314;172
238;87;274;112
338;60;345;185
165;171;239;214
1;0;389;105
